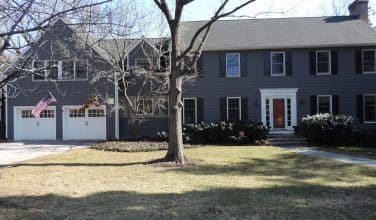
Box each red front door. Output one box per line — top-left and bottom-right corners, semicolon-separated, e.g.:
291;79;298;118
273;99;285;129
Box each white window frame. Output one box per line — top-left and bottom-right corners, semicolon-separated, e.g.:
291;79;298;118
136;99;153;116
32;60;47;81
316;50;331;75
362;49;376;74
226;97;241;121
317;95;333;114
33;60;88;81
270;52;286;76
226;53;241;78
183;98;197;124
363;94;376;123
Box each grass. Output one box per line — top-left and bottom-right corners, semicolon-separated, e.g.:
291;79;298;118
0;146;375;219
314;146;376;160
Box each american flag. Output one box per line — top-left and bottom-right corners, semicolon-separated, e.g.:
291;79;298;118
32;92;57;118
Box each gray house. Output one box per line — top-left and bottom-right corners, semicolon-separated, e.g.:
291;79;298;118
5;0;376;140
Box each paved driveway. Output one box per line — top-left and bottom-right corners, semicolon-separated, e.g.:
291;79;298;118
0;141;94;166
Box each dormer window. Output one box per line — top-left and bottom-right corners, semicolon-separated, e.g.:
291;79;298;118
316;51;331;75
271;52;285;76
362;49;376;74
226;53;240;77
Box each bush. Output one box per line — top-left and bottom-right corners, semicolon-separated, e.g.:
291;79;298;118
157;121;268;145
359;129;376;147
299;114;360;145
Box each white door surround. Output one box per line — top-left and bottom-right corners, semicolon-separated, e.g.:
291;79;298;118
62;105;106;140
260;88;298;134
13;106;56;140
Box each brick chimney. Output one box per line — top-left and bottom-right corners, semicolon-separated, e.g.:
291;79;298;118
348;0;369;22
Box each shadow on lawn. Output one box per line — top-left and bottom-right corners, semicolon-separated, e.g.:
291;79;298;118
0;185;375;219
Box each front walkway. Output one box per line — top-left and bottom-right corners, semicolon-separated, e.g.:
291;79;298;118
282;146;376;168
0;141;93;166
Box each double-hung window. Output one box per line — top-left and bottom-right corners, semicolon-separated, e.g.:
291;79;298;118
316;51;331;75
137;99;153;115
271;52;285;76
46;61;58;80
32;61;46;80
317;95;332;114
364;95;376;122
33;60;88;81
227;97;241;122
362;49;376;73
226;53;240;77
183;98;197;124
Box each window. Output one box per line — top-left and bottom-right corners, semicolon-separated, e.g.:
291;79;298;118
46;61;58;80
75;60;88;79
183;98;197;124
271;52;285;76
61;61;74;80
316;51;331;75
21;110;33;118
88;109;105;117
227;97;241;122
226;53;240;77
137;99;153;115
32;61;46;80
363;49;376;73
40;110;55;118
317;95;332;114
69;109;85;118
364;95;376;122
135;58;150;70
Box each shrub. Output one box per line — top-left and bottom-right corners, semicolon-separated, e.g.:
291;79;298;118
158;121;268;145
299;114;360;145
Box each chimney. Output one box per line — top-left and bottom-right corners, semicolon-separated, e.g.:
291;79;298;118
348;0;369;22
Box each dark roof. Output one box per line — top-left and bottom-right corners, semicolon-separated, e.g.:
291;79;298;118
181;16;376;51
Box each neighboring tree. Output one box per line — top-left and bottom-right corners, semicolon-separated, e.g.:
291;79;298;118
153;0;256;164
322;0;353;16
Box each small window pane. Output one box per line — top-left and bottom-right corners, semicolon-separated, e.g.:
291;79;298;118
271;53;285;75
228;98;240;122
75;60;87;79
33;61;45;80
226;53;240;77
317;51;330;74
184;99;196;124
69;109;85;118
40;110;55;118
318;96;331;114
62;61;74;80
46;61;58;80
365;95;376;122
21;110;33;118
363;50;376;72
88;109;105;117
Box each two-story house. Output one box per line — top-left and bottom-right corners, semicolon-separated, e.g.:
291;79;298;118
5;0;376;140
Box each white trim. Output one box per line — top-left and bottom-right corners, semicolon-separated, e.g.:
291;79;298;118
225;53;241;77
5;85;8;139
316;50;332;75
126;37;160;56
32;59;88;82
114;72;120;140
226;97;241;121
136;99;153;116
260;88;298;132
270;52;286;76
317;95;333;114
183;98;197;124
362;49;376;74
363;94;376;123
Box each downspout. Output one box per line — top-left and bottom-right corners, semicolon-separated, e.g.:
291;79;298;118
5;86;8;139
114;72;119;140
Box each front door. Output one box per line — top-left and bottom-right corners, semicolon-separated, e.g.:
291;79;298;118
273;99;285;129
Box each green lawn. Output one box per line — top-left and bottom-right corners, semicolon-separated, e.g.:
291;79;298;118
0;146;375;219
314;146;376;160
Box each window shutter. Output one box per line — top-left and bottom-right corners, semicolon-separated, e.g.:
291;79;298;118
356;95;364;123
220;97;227;121
197;98;204;123
310;96;317;115
332;95;339;115
197;55;204;78
309;51;316;75
241;97;248;121
355;49;362;74
219;53;226;77
331;50;338;75
264;52;271;76
240;52;248;77
286;51;293;76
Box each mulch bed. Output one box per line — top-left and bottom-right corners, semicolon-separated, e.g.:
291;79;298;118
91;141;197;153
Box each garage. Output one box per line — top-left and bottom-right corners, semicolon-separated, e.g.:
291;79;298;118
63;105;106;140
14;106;56;140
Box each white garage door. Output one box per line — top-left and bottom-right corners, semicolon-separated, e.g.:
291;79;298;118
63;106;106;140
14;106;56;140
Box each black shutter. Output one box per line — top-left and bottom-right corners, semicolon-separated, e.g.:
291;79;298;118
220;97;227;121
241;97;248;121
197;98;204;123
355;49;362;74
310;96;317;115
356;95;364;123
286;51;293;76
197;55;204;77
264;52;271;76
309;51;316;75
240;52;248;77
332;95;339;115
219;53;226;77
331;50;338;75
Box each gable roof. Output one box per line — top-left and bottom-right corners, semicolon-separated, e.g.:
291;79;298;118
180;16;376;51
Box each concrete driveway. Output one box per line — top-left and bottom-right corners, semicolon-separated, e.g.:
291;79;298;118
0;141;94;166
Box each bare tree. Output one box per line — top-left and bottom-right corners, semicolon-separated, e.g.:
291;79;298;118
321;0;352;16
153;0;256;164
